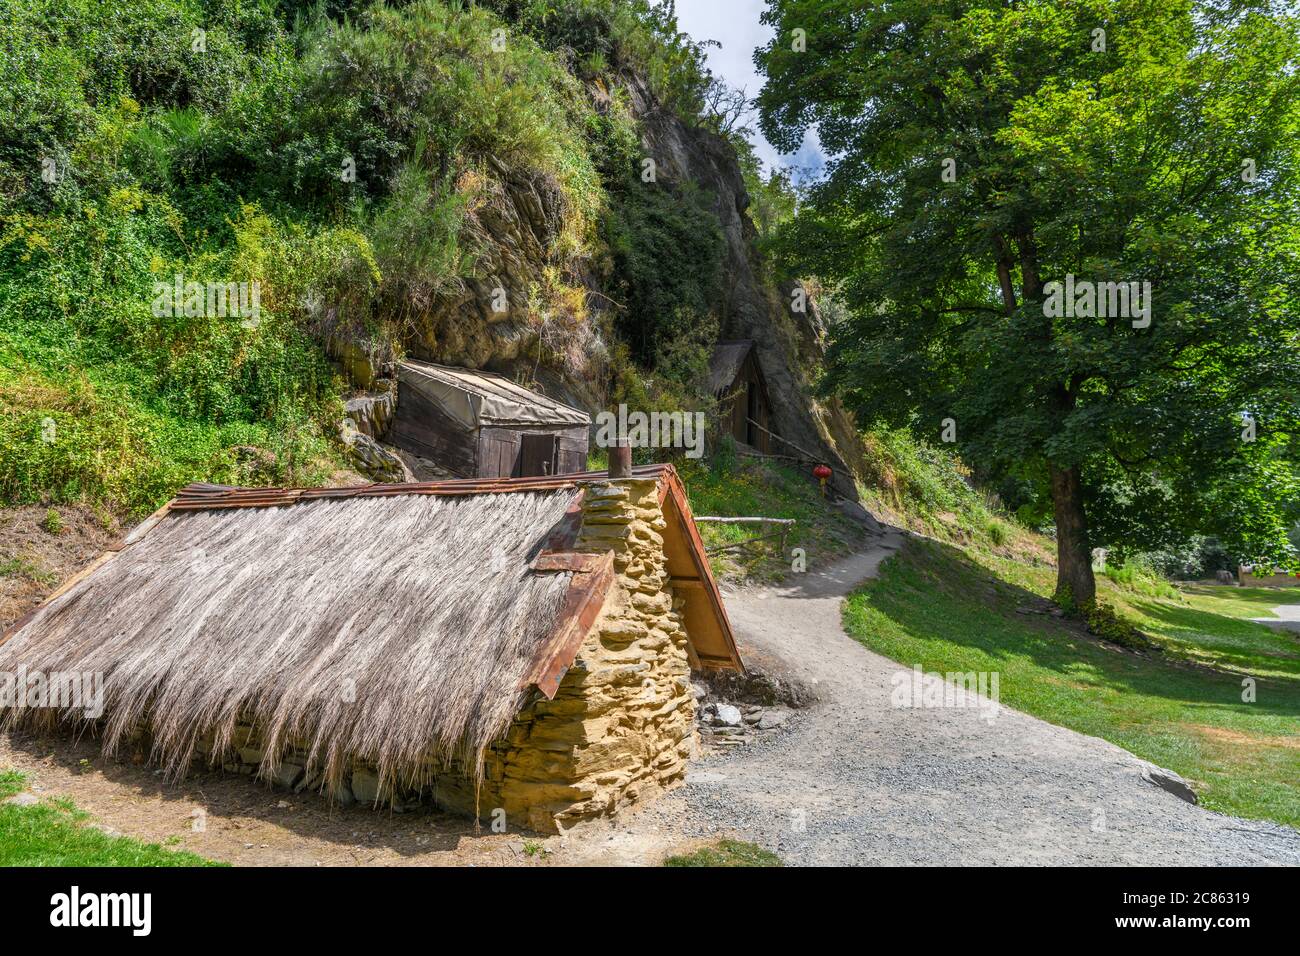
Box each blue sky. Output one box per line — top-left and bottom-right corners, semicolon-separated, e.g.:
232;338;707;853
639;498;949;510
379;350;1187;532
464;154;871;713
674;0;826;177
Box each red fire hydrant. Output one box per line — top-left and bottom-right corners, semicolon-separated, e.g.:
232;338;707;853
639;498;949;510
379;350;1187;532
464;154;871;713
813;463;833;498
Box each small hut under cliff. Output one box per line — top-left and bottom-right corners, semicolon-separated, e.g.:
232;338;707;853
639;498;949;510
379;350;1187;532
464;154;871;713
389;360;590;479
708;340;772;453
0;465;741;833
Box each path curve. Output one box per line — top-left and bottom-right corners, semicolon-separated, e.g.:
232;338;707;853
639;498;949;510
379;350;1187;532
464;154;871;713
623;533;1300;865
1253;602;1300;634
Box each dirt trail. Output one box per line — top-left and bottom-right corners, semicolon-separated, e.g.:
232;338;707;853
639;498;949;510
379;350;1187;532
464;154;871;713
579;531;1300;865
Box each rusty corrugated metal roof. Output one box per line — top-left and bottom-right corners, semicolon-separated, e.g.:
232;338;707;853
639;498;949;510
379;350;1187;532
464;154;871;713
170;465;673;510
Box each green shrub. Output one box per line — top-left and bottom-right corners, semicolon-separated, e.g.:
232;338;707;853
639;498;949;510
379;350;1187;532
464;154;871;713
41;508;62;534
603;175;724;367
664;839;783;867
479;0;714;117
1102;561;1180;600
1081;599;1154;652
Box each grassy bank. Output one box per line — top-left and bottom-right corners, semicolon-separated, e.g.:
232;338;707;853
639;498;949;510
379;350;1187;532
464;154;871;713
844;538;1300;828
0;770;218;866
677;449;868;583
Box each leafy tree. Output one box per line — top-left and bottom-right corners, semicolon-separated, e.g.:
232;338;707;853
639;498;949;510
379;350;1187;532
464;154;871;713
603;174;724;367
757;0;1300;604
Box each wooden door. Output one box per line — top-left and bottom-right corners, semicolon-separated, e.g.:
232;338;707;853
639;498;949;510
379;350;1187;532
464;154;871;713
519;433;560;477
746;383;760;446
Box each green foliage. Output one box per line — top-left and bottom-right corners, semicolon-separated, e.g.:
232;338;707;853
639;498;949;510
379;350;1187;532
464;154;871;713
0;555;57;587
664;838;783;867
857;427;1025;554
1101;560;1180;600
40;507;62;534
758;0;1300;578
521;838;549;857
1080;598;1153;650
1125;535;1233;581
0;181;346;512
480;0;715;117
603;176;724;367
677;450;867;583
0;768;220;866
290;1;603;216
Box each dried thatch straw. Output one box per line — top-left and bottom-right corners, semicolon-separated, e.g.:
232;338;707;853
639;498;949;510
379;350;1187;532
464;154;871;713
0;489;582;795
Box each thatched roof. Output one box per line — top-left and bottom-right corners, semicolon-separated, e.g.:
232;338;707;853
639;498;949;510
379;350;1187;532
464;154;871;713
707;339;757;396
400;360;590;428
0;465;739;793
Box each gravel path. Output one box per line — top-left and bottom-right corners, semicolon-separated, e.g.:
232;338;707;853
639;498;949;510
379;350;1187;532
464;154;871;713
626;532;1300;865
1253;602;1300;633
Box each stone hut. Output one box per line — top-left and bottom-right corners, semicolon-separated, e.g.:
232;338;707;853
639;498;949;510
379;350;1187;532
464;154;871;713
0;465;741;833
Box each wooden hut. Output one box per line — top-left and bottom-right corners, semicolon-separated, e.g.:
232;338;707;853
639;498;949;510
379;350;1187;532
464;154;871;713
708;340;772;452
389;360;589;478
0;465;741;833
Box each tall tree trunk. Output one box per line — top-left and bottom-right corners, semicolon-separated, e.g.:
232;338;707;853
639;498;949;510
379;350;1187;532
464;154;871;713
1049;462;1096;609
991;234;1017;313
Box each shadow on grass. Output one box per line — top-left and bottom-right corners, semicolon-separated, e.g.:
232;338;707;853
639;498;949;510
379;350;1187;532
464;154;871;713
851;536;1300;723
1179;584;1300;613
1124;597;1300;677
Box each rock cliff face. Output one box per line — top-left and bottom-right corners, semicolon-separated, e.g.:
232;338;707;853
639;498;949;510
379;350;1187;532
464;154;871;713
622;72;862;494
403;160;569;370
363;67;862;492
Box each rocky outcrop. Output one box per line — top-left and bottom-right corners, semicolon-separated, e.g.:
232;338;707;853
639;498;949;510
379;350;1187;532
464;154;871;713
333;359;409;481
621;73;863;496
326;64;866;496
344;388;395;439
337;419;411;483
403;161;573;371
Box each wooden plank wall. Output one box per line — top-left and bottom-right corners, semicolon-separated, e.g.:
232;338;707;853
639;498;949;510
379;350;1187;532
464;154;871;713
556;426;589;475
478;425;589;477
388;381;478;477
477;428;521;478
724;354;771;453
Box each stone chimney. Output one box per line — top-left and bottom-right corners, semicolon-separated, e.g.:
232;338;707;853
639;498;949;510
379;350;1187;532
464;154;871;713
607;441;632;479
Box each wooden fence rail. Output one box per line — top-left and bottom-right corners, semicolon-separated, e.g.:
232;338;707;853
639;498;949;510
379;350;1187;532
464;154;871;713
696;515;796;556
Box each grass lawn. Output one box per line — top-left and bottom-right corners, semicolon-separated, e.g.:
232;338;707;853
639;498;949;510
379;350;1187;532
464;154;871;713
0;769;219;866
1175;583;1300;621
844;538;1300;829
664;839;783;867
